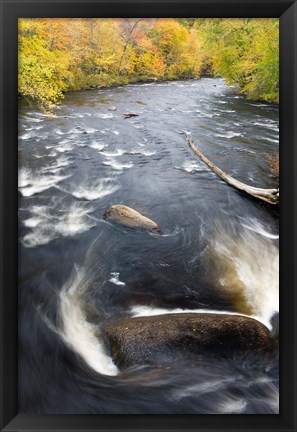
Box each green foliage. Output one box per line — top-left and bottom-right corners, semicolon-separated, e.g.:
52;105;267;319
18;18;279;111
194;18;279;102
242;20;279;102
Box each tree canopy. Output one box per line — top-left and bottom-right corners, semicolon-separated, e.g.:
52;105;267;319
18;18;279;111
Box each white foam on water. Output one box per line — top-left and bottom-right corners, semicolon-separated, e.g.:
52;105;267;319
59;139;72;145
54;205;96;237
57;266;119;376
209;222;279;327
129;149;156;156
33;154;47;159
48;151;58;157
98;113;114;119
55;155;72;168
23;217;42;228
217;398;248;414
70;178;119;201
52;156;72;168
19;173;70;197
56;143;74;153
216;131;244;139
253;121;279;131
19;131;34;140
18;168;31;188
109;272;126;286
112;130;119;135
89;141;106;151
24;117;43;123
22;202;97;247
22;204;50;231
250;103;270;107
264;137;279;144
101;149;125;157
176;160;205;174
25;125;43;131
22;230;51;248
241;219;279;240
56;128;66;135
103;159;133;170
85;127;97;134
41;155;72;173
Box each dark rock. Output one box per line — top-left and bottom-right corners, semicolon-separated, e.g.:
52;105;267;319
104;313;274;369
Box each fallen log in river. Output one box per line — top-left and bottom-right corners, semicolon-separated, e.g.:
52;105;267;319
187;138;279;205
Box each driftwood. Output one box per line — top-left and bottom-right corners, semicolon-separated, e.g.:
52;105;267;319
124;112;139;118
187;138;279;205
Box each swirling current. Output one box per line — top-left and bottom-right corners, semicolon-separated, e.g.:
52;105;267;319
18;78;279;414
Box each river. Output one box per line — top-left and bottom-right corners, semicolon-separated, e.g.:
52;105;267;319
18;77;279;414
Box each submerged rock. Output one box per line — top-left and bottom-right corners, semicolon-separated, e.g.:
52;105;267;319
103;205;160;233
104;313;274;369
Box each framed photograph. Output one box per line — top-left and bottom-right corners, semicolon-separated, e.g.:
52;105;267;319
1;0;296;431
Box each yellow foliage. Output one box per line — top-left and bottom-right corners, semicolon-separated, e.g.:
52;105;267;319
18;18;279;111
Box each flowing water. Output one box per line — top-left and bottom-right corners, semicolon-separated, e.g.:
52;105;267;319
18;78;279;414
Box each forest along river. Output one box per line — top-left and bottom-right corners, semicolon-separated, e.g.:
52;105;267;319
18;78;279;414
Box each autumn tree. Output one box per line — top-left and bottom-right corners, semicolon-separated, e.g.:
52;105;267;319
18;18;279;111
116;19;143;79
18;19;70;111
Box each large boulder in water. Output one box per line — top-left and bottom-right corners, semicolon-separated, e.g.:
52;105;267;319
104;313;274;369
103;205;160;233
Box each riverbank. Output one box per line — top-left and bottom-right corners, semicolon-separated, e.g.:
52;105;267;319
19;73;279;116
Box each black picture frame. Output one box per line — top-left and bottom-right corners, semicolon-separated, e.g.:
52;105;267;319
1;0;296;431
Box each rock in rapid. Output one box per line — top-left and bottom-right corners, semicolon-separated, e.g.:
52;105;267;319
124;112;139;118
104;313;274;369
103;205;160;233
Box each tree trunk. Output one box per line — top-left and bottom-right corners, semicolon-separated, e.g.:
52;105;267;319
117;19;143;79
187;138;279;205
